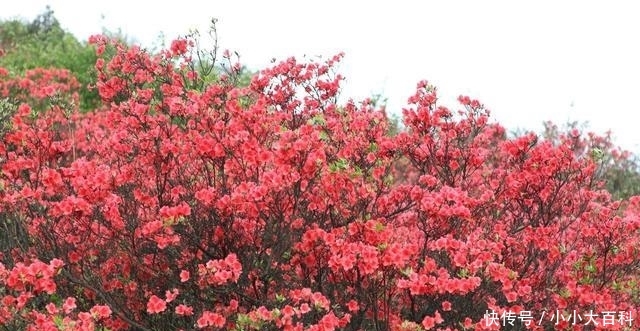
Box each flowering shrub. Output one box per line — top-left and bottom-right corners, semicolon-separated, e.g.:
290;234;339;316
1;28;639;331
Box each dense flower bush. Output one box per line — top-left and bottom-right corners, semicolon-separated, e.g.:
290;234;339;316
1;30;639;331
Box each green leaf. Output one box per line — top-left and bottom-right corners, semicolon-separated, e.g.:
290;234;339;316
611;246;620;254
271;308;281;318
329;158;349;172
307;113;326;126
383;174;394;186
590;148;605;162
350;166;363;178
53;315;65;328
319;130;330;142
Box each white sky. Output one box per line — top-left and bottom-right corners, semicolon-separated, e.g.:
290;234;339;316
2;1;639;153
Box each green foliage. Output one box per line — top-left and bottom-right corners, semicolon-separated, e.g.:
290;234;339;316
0;6;100;110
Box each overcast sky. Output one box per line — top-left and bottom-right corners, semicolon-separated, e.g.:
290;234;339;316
2;1;638;152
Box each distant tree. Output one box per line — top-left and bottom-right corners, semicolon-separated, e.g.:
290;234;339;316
0;6;100;110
